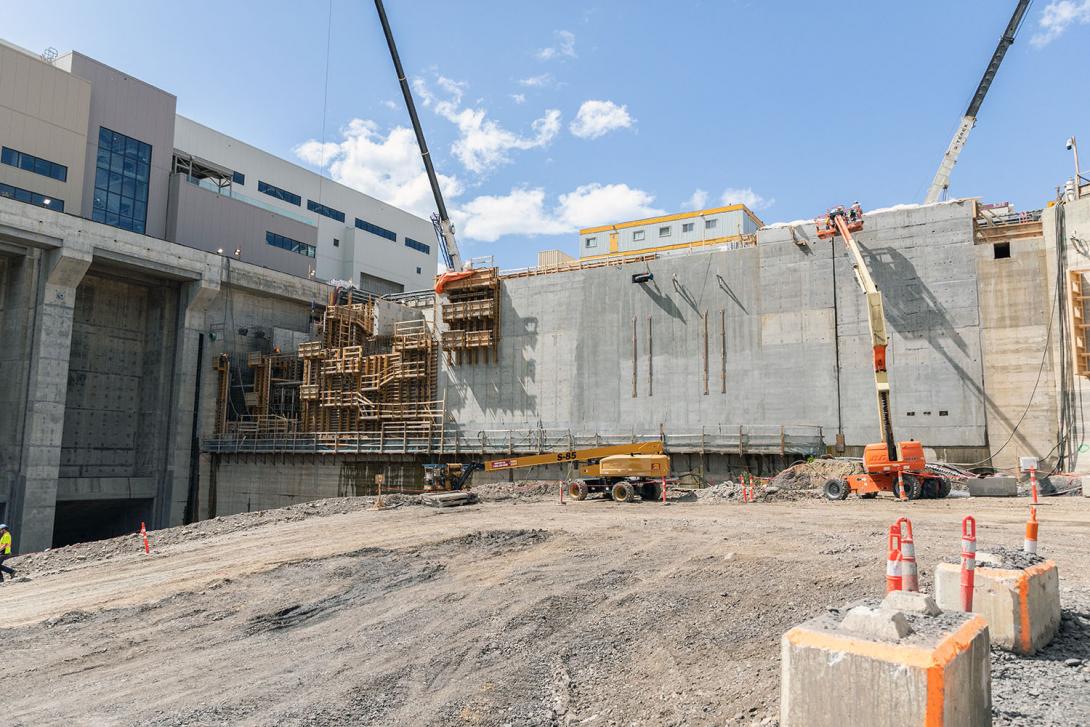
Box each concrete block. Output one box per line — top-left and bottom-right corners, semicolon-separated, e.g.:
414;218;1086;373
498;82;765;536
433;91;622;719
967;476;1018;497
934;560;1060;655
882;590;942;616
840;606;914;640
781;608;990;726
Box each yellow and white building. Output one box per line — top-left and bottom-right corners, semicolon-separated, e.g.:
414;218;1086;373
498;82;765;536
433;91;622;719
579;204;763;259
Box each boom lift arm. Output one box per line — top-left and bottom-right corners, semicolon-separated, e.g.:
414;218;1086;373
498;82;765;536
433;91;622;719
426;442;666;492
817;206;897;462
373;0;463;271
924;0;1032;204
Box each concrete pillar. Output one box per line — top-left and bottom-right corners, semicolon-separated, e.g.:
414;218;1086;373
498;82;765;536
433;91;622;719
11;243;92;552
158;276;219;528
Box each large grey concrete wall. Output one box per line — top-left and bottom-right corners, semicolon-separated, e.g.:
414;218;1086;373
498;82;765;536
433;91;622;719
443;201;988;453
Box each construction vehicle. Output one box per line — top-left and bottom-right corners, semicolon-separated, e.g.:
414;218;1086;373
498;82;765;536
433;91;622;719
816;206;950;501
924;0;1031;204
374;0;463;273
423;442;670;503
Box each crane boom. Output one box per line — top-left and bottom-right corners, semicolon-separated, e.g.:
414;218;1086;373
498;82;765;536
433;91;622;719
924;0;1032;204
373;0;463;270
818;207;897;462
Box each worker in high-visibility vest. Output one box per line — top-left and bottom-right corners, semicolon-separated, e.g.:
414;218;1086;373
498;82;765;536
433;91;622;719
0;524;14;582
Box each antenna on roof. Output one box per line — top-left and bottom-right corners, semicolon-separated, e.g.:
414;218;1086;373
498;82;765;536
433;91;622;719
40;47;58;63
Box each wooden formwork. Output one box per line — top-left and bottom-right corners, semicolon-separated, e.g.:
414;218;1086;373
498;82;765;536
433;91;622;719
439;267;500;365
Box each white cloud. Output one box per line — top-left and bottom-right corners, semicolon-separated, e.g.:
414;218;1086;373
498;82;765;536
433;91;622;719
682;189;709;210
510;93;526;104
518;73;554;88
569;100;635;139
415;76;561;174
454;183;663;242
536;30;577;61
1031;1;1090;46
720;187;774;211
382;99;397;110
294;119;463;219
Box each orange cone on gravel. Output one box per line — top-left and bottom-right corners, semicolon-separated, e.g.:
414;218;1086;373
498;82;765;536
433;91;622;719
960;516;977;611
886;524;903;593
1024;506;1038;555
898;517;918;592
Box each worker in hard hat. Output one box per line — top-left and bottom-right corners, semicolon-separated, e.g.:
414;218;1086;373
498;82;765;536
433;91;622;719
0;524;14;582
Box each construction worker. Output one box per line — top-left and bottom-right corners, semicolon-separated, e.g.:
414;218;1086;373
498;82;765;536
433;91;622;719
0;524;14;583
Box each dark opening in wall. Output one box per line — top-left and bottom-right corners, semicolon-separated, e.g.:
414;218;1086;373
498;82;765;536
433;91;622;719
994;242;1011;259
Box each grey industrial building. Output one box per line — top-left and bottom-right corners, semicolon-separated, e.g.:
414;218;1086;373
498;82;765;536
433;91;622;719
0;39;437;292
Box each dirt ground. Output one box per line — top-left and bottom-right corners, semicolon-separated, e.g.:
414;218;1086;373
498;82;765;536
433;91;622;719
1;491;1088;726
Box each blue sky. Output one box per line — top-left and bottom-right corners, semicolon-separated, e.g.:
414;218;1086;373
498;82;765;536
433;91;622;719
4;0;1088;269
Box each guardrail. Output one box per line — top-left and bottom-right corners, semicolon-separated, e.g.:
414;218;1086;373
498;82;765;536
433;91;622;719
202;424;825;457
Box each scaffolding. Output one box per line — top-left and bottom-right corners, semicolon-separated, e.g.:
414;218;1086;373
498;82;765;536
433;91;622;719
439;267;500;364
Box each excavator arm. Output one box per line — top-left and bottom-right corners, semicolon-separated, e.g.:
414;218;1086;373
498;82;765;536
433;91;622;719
818;207;897;462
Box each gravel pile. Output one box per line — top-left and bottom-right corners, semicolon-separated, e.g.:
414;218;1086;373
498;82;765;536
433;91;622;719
9;495;417;578
770;459;863;492
470;480;559;503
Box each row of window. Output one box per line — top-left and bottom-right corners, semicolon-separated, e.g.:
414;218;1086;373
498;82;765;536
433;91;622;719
355;217;397;242
405;237;430;255
258;180;301;206
308;199;345;223
585;218;718;248
1;146;68;182
266;230;316;258
0;182;64;212
92;127;151;234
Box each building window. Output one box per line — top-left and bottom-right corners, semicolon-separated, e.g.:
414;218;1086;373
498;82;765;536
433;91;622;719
682;222;694;233
1;147;68;182
994;242;1011;259
333;238;340;247
91;127;151;234
705;218;717;230
405;237;430;254
307;199;345;223
0;182;64;212
232;171;245;186
266;231;316;258
659;226;671;238
585;236;597;248
355;217;396;241
416;266;422;275
633;230;645;242
258;180;301;206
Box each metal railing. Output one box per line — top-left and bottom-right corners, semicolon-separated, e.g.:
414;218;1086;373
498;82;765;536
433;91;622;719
202;424;825;457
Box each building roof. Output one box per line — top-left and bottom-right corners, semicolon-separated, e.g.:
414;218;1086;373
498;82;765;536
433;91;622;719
579;204;764;235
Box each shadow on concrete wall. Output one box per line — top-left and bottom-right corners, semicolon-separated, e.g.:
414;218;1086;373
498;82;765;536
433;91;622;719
638;277;685;321
861;243;1034;455
444;286;538;424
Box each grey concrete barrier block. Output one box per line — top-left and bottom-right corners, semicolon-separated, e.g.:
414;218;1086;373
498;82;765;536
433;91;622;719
781;607;990;726
967;476;1018;497
934;560;1060;655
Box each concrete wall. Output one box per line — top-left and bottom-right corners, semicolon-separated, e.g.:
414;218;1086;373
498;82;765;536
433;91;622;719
167;175;318;279
446;201;988;454
0;195;329;552
55;52;176;239
0;42;91;213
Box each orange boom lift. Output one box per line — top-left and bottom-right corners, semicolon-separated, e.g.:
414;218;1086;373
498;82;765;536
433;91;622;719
817;205;949;501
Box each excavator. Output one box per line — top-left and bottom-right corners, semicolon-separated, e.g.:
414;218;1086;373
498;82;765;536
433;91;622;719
423;441;671;504
817;206;950;501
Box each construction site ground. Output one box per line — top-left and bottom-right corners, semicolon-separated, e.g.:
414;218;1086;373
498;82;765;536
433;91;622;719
2;490;1089;727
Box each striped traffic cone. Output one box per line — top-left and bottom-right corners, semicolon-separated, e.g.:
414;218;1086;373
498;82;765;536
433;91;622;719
1024;506;1038;555
960;516;976;612
886;524;903;593
898;517;918;592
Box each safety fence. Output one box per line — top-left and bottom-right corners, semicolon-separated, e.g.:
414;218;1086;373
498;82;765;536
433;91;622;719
201;424;826;457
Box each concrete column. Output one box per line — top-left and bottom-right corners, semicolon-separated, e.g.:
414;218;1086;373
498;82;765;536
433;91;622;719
158;276;220;528
11;242;92;552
